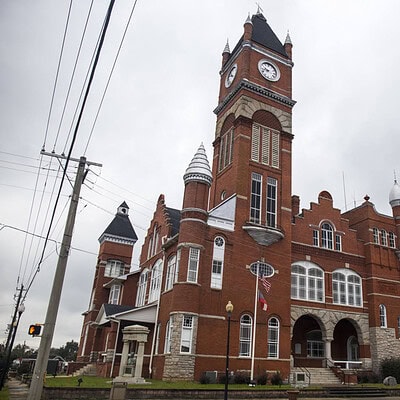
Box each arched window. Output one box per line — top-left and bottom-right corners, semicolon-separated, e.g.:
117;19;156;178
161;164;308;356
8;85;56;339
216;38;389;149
211;236;225;289
379;304;387;328
332;269;362;307
268;317;279;358
136;268;148;307
239;314;252;357
148;260;163;303
389;232;396;248
164;318;172;353
165;255;177;291
321;222;333;249
291;262;324;302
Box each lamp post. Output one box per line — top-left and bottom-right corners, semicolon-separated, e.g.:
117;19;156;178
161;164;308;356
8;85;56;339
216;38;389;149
224;301;233;400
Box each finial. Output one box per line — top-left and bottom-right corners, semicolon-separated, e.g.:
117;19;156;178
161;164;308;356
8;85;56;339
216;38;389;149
256;2;264;14
364;195;370;202
394;169;397;184
285;30;292;45
245;13;253;25
223;39;230;54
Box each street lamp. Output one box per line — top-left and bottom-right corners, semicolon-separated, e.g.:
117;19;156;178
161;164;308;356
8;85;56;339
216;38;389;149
224;301;233;400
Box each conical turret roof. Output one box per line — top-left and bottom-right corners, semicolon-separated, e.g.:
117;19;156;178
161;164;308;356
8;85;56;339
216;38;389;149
183;143;212;186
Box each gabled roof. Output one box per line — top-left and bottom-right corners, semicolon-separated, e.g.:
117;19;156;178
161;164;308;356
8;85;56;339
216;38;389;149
230;13;288;59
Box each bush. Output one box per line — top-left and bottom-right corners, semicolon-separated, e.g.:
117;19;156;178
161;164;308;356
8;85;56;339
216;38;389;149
381;358;400;382
233;371;250;384
199;373;210;384
256;372;268;385
358;371;380;384
270;371;283;386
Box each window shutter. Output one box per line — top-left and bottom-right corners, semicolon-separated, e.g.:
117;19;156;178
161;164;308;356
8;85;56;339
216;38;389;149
261;128;270;165
251;124;260;162
271;130;279;168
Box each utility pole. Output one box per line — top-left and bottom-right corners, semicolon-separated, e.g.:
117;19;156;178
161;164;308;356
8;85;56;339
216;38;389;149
27;154;101;400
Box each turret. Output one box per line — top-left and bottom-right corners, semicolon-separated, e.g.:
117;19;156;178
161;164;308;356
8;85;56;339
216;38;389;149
389;180;400;250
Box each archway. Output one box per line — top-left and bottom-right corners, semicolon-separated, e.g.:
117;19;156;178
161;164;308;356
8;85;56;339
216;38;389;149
292;315;326;368
332;319;360;369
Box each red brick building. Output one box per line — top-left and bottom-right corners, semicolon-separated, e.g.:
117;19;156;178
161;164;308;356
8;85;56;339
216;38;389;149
77;11;400;384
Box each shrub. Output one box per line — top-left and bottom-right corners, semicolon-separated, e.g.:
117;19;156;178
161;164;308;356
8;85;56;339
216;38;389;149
270;371;283;386
199;372;210;384
256;372;268;385
358;370;380;384
381;358;400;382
233;371;250;384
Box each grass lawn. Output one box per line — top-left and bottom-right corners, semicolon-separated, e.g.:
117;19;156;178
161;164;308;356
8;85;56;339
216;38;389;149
44;375;292;390
0;387;9;400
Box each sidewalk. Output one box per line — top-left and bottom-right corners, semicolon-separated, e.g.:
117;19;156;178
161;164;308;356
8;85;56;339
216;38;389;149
7;378;29;400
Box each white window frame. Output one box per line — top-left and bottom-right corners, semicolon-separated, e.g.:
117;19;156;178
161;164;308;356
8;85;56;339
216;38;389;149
136;268;149;307
164;318;172;353
372;227;379;244
313;230;319;247
211;236;225;289
321;222;334;249
291;261;324;302
389;232;396;248
266;177;277;228
105;260;124;278
165;255;177;291
267;317;279;359
380;229;388;246
187;248;200;283
332;269;362;307
148;259;162;303
379;304;387;328
219;128;234;171
109;284;121;305
239;314;252;357
180;315;193;353
250;172;262;224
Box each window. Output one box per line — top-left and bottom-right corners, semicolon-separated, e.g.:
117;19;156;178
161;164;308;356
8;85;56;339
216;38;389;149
335;234;342;251
211;236;225;289
397;316;400;338
268;317;279;358
321;223;333;249
380;229;388;246
165;255;177;291
251;123;280;168
164;318;172;353
250;173;262;223
105;260;124;277
219;129;234;171
148;260;162;303
187;248;200;283
379;304;387;328
239;314;252;357
313;230;319;246
266;177;277;228
109;284;120;305
332;269;362;307
306;330;324;358
372;228;379;244
291;262;324;302
155;323;161;355
136;268;148;307
180;315;193;353
389;232;396;248
147;225;160;259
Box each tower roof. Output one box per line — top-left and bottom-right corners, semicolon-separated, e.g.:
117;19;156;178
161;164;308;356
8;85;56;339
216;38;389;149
389;180;400;207
99;202;138;244
231;12;288;59
183;143;212;186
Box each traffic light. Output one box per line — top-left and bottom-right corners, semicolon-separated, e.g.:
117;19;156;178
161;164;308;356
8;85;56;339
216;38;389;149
28;324;42;337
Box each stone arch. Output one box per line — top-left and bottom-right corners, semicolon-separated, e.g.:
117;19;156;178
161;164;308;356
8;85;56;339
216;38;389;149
215;95;292;136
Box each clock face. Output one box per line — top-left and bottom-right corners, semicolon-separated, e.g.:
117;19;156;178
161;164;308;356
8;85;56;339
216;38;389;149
258;59;280;81
225;64;237;88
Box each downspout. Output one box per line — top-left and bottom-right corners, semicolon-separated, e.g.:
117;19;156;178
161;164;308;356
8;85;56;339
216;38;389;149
110;318;121;378
148;254;164;377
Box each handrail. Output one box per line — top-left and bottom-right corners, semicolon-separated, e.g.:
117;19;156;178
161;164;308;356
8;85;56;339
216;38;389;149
296;364;311;386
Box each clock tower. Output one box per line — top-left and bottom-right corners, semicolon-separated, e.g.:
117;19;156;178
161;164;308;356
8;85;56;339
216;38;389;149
209;10;295;372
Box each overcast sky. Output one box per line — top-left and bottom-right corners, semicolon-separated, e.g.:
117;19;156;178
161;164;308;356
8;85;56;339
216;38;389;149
1;0;400;350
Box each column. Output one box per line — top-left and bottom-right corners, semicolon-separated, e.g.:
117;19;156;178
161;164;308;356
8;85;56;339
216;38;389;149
325;339;332;364
134;340;145;380
119;340;130;376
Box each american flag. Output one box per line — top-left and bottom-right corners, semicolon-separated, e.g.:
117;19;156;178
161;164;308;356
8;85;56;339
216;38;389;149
259;276;271;293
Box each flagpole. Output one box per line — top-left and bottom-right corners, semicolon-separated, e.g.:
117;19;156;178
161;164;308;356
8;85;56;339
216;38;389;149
250;263;259;382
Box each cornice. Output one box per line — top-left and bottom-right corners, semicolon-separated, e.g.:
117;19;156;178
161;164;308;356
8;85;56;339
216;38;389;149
214;79;296;115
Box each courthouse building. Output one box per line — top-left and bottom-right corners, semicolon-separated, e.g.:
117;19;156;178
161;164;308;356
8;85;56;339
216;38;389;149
77;11;400;384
